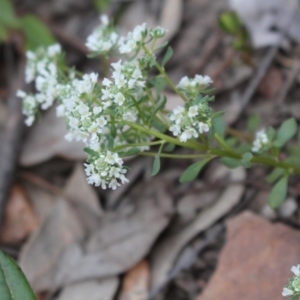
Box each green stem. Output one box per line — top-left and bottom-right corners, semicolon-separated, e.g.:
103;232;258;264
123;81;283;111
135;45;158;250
214;133;236;155
138;152;211;159
146;88;169;127
130;96;147;125
113;140;164;151
142;46;189;102
209;148;300;175
122;120;206;151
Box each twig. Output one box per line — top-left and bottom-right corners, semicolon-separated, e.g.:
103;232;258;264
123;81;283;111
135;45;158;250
240;45;279;111
210;48;235;81
19;171;66;198
147;224;224;300
239;10;298;112
188;33;222;75
47;23;88;55
275;61;300;104
0;46;25;225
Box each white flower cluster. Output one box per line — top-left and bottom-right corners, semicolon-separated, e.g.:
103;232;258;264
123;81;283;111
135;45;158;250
85;151;128;190
55;72;102;145
169;105;210;142
252;129;268;152
86;15;119;54
101;59;145;108
177;75;213;98
17;44;62;125
119;24;167;54
282;264;300;297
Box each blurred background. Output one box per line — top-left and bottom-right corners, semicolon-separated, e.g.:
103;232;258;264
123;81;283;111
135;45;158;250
1;0;300;299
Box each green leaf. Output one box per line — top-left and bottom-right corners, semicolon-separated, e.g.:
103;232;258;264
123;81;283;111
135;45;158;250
247;114;260;134
120;147;141;157
20;15;56;50
268;176;288;209
220;157;241;168
211;111;225;119
0;0;19;28
148;95;167;125
151;117;167;133
83;147;98;157
219;11;241;34
108;136;114;150
152;142;164;176
151;154;161;176
266;168;285;184
0;250;36;300
241;152;253;168
164;143;175;152
93;0;109;11
213;117;225;139
162;46;173;67
180;158;211;183
151;76;167;95
0;24;8;41
267;126;276;141
154;41;168;52
273;118;297;148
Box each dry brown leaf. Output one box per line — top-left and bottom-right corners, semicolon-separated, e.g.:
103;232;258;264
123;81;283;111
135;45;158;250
54;178;173;286
118;260;150;300
19;164;104;292
64;163;103;222
24;182;56;222
150;167;245;288
20;106;86;166
197;211;300;300
19;176;173;291
0;184;39;244
56;278;119;300
19;199;86;291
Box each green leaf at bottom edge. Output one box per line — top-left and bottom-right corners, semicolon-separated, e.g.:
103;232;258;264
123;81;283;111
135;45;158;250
0;250;36;300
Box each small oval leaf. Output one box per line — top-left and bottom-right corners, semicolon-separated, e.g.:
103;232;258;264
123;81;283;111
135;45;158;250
273;118;297;148
220;157;241;169
162;46;173;67
180;158;211;183
268;176;288;209
151;154;160;176
0;250;36;300
20;15;56;50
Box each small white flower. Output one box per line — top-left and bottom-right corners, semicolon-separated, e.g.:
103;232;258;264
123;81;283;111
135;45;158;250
93;106;102;115
87;173;101;186
114;92;125;105
177;76;190;89
16;90;26;98
25;116;34;126
199;122;209;133
56;104;65;117
97;116;107;127
179;128;198;142
47;44;61;57
195;74;213;86
252;129;268;153
282;287;294;296
188;105;198;118
292;265;300;276
109;178;120;190
100;14;109;25
122;110;137;122
102;78;112;86
169;124;181;136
